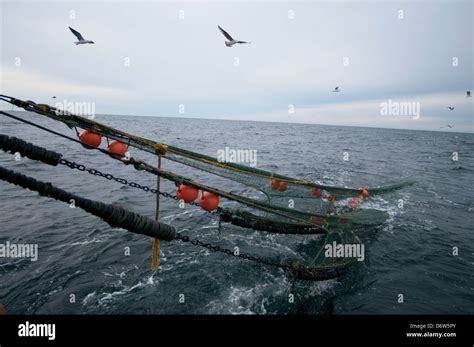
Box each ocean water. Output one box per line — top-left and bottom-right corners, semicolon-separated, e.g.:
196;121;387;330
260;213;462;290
0;111;473;314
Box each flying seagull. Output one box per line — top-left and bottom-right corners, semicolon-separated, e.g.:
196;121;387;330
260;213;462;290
440;124;454;128
218;25;250;47
52;96;57;99
467;91;471;98
447;106;455;111
333;87;340;92
69;27;95;45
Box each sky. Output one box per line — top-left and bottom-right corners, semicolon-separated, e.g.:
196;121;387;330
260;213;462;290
0;0;473;132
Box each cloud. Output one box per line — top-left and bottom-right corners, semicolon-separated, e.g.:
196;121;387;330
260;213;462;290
0;1;472;130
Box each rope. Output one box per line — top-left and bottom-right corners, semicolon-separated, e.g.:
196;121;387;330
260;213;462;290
0;165;177;241
151;155;161;271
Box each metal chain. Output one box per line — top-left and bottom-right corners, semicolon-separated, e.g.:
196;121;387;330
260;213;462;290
175;233;290;272
59;158;203;207
58;158;299;275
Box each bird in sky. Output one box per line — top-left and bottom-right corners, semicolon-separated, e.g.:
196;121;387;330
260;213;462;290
218;25;250;47
467;91;471;98
333;87;340;92
69;27;95;45
440;124;454;128
52;96;56;99
447;106;455;111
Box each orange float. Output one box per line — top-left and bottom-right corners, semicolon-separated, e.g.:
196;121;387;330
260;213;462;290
79;130;102;149
199;191;219;211
349;199;359;208
176;185;199;203
277;181;287;192
106;140;128;159
268;179;280;190
358;187;369;197
309;188;322;197
268;179;287;191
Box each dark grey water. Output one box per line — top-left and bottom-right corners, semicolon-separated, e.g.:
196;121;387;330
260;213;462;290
0;111;473;314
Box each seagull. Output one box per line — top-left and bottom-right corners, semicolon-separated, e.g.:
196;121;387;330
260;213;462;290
69;27;95;45
440;124;454;128
467;91;471;98
333;87;340;92
218;25;250;47
447;106;455;111
52;96;56;99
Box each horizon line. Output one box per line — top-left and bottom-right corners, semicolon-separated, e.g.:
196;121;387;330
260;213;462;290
1;108;472;135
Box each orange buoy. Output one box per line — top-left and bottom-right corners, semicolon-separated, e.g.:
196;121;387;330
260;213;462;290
199;191;219;212
176;184;199;203
349;199;359;208
277;181;288;192
79;130;102;149
268;179;280;190
310;188;322;197
358;187;369;197
325;194;333;202
106;140;128;159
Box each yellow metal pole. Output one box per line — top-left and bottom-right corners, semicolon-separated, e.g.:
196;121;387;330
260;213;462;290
151;154;161;271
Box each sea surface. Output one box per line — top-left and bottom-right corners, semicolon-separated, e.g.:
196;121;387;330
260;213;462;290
0;111;473;314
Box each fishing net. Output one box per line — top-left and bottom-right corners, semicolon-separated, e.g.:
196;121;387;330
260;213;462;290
0;95;410;277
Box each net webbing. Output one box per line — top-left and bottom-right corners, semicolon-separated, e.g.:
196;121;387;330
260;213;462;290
0;95;401;273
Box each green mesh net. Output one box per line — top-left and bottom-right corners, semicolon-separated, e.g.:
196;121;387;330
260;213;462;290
1;95;412;277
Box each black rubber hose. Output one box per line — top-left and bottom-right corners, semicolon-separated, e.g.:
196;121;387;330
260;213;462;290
0;134;62;166
218;208;326;235
0;166;176;241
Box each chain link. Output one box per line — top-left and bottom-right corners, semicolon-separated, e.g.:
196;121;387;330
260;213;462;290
59;158;203;206
175;233;289;271
59;158;293;274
